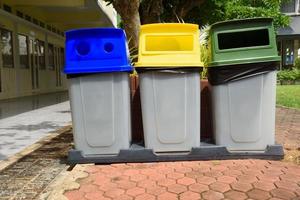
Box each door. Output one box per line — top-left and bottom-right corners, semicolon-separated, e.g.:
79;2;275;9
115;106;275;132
0;33;2;93
55;46;62;87
29;39;39;90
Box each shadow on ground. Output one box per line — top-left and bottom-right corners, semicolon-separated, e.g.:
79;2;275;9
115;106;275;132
0;128;73;200
0;121;65;131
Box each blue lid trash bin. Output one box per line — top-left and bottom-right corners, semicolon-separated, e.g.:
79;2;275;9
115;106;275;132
64;28;132;74
65;28;133;156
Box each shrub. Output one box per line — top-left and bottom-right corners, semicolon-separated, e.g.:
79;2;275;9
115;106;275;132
294;57;300;70
277;69;300;83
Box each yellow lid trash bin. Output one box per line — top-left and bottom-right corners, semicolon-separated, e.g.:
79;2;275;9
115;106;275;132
135;23;203;67
136;23;202;153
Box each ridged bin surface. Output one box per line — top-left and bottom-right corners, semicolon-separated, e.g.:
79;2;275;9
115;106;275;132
211;71;276;151
69;73;131;155
139;71;201;152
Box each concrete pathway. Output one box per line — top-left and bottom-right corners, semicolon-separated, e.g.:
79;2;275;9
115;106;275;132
0;101;71;160
0;91;68;120
63;107;300;200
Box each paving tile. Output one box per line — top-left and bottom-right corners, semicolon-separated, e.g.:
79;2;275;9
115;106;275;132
137;180;156;188
157;178;176;187
188;183;209;193
247;189;271;200
148;173;166;181
253;181;276;191
64;190;85;200
167;172;185;180
167;184;187;194
275;180;300;191
97;182;118;192
115;194;133;200
126;187;145;197
79;184;99;193
204;170;223;178
202;190;224;200
185;171;203;179
177;177;196;186
271;188;297;200
179;191;201;200
256;174;280;182
129;174;147;182
146;186;166;196
280;174;300;183
237;175;258;183
224;190;247;200
157;192;178;200
175;166;193;173
217;175;237;184
209;182;230;193
223;169;243;177
85;165;101;174
230;182;253;192
135;193;155;200
114;180;136;190
196;176;216;185
85;191;109;200
104;188;125;198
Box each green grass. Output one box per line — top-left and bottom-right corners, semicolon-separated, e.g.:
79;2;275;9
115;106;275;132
276;85;300;109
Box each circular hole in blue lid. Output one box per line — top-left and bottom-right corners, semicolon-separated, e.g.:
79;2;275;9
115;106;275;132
76;41;90;56
104;42;114;53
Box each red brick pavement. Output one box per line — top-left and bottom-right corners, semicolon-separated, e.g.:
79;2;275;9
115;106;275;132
64;160;300;200
64;107;300;200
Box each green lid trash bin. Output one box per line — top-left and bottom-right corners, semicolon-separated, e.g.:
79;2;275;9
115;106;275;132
207;18;280;151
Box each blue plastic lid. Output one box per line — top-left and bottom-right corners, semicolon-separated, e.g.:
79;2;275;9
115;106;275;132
64;28;133;74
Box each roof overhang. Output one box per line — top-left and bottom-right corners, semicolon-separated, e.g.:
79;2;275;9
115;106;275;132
6;0;115;31
277;15;300;40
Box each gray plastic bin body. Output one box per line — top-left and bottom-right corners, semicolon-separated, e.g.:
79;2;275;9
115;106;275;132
211;71;277;151
139;71;200;152
69;72;131;156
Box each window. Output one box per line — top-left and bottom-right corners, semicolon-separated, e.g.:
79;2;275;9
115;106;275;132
25;15;31;22
281;0;296;13
283;40;294;66
60;48;65;69
18;34;29;68
3;4;12;13
39;22;45;28
1;29;14;68
32;18;39;25
16;11;24;18
38;40;46;69
47;25;52;31
48;43;55;70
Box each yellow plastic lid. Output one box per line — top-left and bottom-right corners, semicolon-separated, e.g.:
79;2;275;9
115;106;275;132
135;23;203;68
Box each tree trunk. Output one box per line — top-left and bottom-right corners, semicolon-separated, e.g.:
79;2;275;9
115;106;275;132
112;0;140;50
140;0;163;24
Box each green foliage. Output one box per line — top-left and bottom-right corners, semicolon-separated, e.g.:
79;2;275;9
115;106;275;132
277;69;300;82
294;57;300;70
224;0;290;28
276;85;300;109
170;0;289;29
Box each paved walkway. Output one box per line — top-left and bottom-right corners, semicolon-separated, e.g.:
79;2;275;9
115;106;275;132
0;91;68;120
0;127;73;200
63;107;300;200
0;101;71;160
